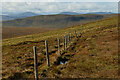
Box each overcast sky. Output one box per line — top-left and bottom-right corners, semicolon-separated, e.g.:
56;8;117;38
1;0;119;15
1;0;119;2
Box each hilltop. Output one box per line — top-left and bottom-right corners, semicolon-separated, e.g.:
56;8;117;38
2;14;116;28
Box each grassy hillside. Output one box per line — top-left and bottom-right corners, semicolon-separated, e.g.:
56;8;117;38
2;16;119;79
2;27;56;39
2;14;116;28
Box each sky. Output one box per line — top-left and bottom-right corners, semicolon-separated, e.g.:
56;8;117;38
1;0;120;2
0;0;119;15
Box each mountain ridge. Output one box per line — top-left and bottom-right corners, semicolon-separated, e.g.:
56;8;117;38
1;12;39;21
2;14;117;29
1;11;115;21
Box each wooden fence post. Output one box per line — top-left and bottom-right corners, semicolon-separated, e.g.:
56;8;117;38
71;33;73;38
58;38;61;55
69;34;70;43
78;31;80;37
67;34;69;45
72;32;74;38
63;36;65;51
75;30;77;38
45;40;50;67
70;33;71;42
65;35;67;48
33;46;38;80
80;31;82;37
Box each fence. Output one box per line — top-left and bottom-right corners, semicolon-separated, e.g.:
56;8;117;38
33;30;81;80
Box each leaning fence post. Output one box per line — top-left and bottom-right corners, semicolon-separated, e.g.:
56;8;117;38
45;40;50;67
58;38;61;55
33;46;39;80
63;36;65;51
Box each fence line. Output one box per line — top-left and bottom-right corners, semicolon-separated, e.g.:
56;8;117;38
33;30;81;79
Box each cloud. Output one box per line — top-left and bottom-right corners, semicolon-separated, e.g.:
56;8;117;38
1;2;118;14
1;0;119;2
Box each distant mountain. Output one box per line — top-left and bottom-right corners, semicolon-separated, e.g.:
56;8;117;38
0;15;15;21
59;12;81;15
1;12;115;21
87;12;114;14
10;12;39;18
1;12;39;21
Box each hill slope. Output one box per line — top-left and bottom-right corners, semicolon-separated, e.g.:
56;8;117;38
2;16;119;79
2;27;55;39
2;14;115;28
